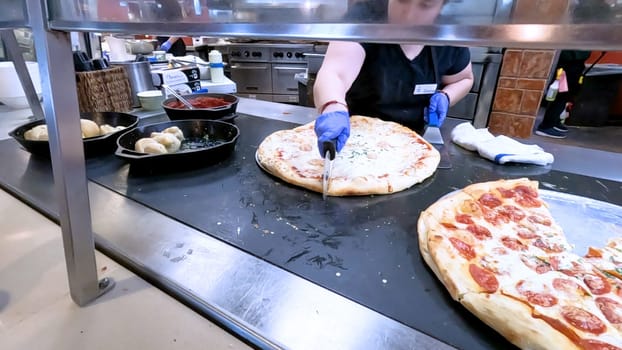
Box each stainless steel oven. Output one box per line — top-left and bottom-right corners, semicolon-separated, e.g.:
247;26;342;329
227;43;313;103
271;63;307;103
230;61;272;95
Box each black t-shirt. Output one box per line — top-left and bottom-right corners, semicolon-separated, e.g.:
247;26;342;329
346;44;470;133
341;0;470;133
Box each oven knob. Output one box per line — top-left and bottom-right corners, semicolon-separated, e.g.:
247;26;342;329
243;51;250;57
286;52;293;58
231;51;240;57
252;51;261;57
273;52;280;58
295;52;304;58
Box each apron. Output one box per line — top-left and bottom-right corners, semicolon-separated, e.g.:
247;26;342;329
346;45;440;135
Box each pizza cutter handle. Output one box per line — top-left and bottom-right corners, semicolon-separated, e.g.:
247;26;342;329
323;140;336;160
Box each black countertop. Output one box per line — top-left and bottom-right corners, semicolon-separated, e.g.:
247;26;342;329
0;113;621;350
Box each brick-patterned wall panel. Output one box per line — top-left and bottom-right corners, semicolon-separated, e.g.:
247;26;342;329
520;51;556;79
489;49;556;138
489;112;536;139
512;0;570;23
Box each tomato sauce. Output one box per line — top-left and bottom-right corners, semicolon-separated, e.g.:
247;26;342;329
166;96;231;109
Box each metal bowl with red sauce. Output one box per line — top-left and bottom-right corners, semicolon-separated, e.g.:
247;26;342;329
162;93;239;120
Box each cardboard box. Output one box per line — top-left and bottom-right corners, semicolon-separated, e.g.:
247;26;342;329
151;66;200;87
162;80;202;98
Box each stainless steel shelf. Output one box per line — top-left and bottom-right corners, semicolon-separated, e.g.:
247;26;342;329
48;21;622;50
0;21;28;29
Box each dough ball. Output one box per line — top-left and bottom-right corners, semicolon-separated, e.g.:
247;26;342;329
162;126;185;141
135;137;167;154
151;132;181;153
24;124;49;141
100;124;125;135
80;119;101;138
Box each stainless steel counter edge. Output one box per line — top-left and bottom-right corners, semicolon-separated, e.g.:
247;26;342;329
46;22;622;50
88;180;455;350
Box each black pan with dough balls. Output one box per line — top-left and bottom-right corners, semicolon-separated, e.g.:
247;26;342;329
115;119;239;173
9;112;139;158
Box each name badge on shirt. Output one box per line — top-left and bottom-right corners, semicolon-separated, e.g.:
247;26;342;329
413;83;437;95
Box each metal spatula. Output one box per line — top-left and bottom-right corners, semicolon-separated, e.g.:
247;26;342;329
422;107;452;169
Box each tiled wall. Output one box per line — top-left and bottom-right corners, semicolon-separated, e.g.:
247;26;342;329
488;0;568;138
488;49;555;138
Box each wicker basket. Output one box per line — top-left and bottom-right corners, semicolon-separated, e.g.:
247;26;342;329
75;66;132;113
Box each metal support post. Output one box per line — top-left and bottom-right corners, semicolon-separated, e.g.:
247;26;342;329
27;0;114;305
0;29;45;121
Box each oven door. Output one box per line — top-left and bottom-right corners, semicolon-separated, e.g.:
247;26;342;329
271;63;307;95
230;62;272;94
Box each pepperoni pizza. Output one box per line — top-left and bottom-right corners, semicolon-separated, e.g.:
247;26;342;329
256;115;440;196
419;178;622;350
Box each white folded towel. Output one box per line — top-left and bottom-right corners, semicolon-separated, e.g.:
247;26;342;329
450;123;554;166
450;122;495;151
476;135;554;166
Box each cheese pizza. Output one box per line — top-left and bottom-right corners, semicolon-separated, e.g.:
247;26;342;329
419;178;622;350
256;115;440;196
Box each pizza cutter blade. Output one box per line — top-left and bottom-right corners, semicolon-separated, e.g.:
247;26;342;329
322;140;336;200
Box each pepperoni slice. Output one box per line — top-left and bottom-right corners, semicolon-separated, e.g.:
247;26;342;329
469;264;499;293
514;185;542;208
561;305;607;335
584;273;612;295
449;237;476;260
478;193;502;208
527;215;552;226
533;238;565;253
497;205;526;222
483;209;507;225
466;224;492;240
553;278;589;296
586;247;603;258
496;187;515;198
595;297;622;324
455;214;474;225
441;222;457;230
516;281;558;307
501;236;528;251
517;226;540;240
521;256;552;274
580;339;622;350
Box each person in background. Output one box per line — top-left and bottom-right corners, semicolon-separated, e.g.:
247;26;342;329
313;0;474;156
156;36;186;57
154;0;187;57
535;50;591;139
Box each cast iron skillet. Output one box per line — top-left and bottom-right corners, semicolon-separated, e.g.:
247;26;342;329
161;93;238;120
115;119;240;173
9;112;139;157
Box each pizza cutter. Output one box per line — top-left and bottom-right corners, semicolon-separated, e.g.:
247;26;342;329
322;140;337;200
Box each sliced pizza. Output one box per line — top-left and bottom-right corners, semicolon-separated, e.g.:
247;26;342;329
256;115;440;196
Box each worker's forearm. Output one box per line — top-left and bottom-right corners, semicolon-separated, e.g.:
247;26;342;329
313;70;351;113
441;77;473;107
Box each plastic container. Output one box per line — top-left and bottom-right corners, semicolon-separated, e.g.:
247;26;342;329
137;90;164;110
208;50;225;83
154;50;166;61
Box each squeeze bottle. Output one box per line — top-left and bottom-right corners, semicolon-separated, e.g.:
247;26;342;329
209;50;225;83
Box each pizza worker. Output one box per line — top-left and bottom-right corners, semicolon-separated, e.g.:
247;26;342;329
313;0;474;156
153;0;187;57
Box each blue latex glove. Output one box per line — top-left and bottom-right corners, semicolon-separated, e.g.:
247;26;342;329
426;92;449;127
314;110;350;157
160;41;172;52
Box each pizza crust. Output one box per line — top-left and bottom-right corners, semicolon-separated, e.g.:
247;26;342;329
256;115;440;196
461;292;580;350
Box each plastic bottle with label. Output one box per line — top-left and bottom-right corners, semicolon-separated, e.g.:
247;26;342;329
208;49;225;83
545;68;563;102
